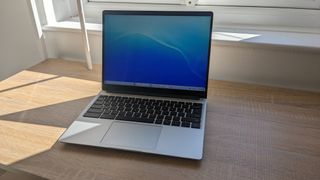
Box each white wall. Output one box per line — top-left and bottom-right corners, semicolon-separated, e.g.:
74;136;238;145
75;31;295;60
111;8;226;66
211;42;320;91
44;30;320;92
0;0;45;80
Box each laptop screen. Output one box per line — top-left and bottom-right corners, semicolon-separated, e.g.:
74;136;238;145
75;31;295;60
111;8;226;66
103;12;212;93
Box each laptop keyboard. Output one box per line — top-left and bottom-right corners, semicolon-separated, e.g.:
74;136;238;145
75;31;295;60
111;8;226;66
83;95;202;129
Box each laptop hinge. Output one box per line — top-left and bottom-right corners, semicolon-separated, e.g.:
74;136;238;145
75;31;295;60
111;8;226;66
103;90;202;100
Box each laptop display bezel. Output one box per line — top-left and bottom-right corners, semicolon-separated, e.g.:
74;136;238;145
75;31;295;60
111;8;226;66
102;10;213;99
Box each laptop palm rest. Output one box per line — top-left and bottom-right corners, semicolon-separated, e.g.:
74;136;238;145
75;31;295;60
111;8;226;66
101;122;162;150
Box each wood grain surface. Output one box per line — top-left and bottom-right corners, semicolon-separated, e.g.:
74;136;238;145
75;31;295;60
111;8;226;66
0;59;319;180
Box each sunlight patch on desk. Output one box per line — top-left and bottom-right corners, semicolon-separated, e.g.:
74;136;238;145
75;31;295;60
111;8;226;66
0;70;57;92
0;70;100;116
0;120;65;165
214;32;260;42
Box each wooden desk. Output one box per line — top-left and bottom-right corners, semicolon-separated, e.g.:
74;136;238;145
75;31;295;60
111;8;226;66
1;59;320;180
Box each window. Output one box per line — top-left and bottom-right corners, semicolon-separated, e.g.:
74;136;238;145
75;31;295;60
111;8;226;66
90;0;320;9
197;0;320;9
40;0;320;33
89;0;182;4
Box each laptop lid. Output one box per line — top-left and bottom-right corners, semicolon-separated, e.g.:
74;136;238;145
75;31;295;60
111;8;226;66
102;11;213;99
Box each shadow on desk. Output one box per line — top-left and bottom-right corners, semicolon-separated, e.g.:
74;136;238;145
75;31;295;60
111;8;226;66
8;137;202;180
0;96;95;128
28;59;102;82
59;143;202;169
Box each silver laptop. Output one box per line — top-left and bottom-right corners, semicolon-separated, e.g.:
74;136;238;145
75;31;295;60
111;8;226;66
59;10;213;160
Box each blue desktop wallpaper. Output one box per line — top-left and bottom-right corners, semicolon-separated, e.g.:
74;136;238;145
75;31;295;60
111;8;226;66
103;14;211;90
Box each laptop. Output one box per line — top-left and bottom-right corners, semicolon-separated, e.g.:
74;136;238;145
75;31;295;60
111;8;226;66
59;10;213;160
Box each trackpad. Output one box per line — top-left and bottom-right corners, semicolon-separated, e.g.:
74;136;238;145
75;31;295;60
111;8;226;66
101;122;162;150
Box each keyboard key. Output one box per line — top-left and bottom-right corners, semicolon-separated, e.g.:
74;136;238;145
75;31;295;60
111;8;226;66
94;101;103;105
163;120;171;125
162;107;169;111
177;108;183;112
169;111;177;116
126;112;133;117
155;119;163;124
192;103;202;109
181;117;192;122
140;109;147;113
100;114;116;119
110;106;118;110
181;122;191;128
103;110;112;115
115;115;129;121
83;112;101;118
156;115;164;120
178;112;185;117
191;122;201;129
104;106;111;111
173;116;180;121
110;111;118;115
192;114;201;118
149;114;156;119
162;111;169;115
193;109;201;114
154;106;161;110
140;118;154;124
191;118;201;123
118;112;126;116
118;103;125;106
171;121;180;126
90;104;102;109
182;104;189;109
186;113;193;118
155;110;161;114
87;108;103;114
132;108;139;112
97;96;105;101
141;113;149;118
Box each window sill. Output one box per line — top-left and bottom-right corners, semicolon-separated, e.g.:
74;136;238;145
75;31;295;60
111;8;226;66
43;21;320;50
